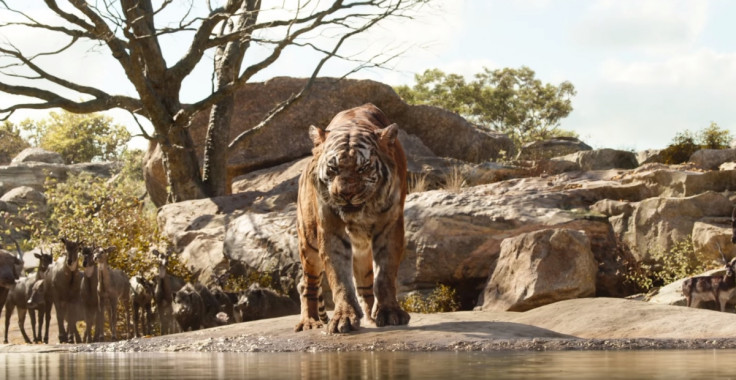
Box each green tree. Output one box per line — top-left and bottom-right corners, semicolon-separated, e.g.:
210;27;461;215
395;66;577;149
21;111;130;164
0;121;30;165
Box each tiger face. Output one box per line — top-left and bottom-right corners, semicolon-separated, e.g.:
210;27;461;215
310;123;398;215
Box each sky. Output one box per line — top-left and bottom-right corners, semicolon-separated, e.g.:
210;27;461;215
2;0;736;152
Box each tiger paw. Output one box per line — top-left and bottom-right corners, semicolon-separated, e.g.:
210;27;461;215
326;303;362;334
294;317;324;332
373;306;411;327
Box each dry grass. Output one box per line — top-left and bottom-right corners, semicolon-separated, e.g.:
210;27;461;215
443;167;467;192
408;173;429;194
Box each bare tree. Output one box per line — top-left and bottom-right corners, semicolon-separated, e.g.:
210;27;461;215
0;0;427;202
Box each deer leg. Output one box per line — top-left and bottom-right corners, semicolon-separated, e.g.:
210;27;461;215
29;308;37;343
17;308;31;344
3;303;14;344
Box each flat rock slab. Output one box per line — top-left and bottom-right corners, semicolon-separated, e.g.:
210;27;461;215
4;298;736;353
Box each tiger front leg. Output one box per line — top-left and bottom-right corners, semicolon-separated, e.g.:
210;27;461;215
372;220;411;327
295;246;327;332
322;233;364;334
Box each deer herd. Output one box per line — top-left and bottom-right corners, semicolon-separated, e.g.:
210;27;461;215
0;238;298;344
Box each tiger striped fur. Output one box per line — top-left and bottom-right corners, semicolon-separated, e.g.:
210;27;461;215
295;103;411;334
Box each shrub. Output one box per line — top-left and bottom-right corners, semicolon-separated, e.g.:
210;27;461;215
661;123;733;164
626;236;711;290
400;284;460;313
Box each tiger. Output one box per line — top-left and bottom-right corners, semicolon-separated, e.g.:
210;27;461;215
294;103;411;334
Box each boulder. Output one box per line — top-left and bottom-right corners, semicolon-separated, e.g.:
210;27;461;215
689;149;736;170
10;148;64;165
0;161;119;196
636;149;665;165
691;218;736;262
144;77;515;206
516;137;591;161
618;192;733;261
478;229;597;312
553;148;638;171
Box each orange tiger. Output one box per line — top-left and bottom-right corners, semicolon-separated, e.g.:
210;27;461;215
295;103;410;334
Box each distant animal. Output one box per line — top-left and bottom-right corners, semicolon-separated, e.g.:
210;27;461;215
682;245;736;312
43;238;83;343
0;248;24;320
80;246;104;343
130;275;154;337
152;249;185;335
3;248;53;344
296;103;411;334
172;283;228;332
235;285;299;322
94;246;131;341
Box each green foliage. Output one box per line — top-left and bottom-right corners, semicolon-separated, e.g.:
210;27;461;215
21;171;165;278
626;236;710;291
21;111;131;164
660;122;733;164
0;121;31;165
395;66;577;150
400;284;460;313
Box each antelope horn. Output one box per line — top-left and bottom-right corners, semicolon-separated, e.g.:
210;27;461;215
717;241;728;264
732;206;736;220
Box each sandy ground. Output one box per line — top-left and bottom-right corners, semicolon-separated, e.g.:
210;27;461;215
4;298;736;353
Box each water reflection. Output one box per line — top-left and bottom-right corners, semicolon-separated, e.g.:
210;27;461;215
3;350;736;379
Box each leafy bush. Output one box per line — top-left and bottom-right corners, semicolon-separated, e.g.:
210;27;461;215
21;171;168;278
626;236;711;290
660;123;732;165
400;284;460;313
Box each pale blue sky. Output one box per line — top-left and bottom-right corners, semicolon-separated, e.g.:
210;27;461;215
2;0;736;152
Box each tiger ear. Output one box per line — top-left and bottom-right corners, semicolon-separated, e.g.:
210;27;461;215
309;125;326;147
378;123;399;146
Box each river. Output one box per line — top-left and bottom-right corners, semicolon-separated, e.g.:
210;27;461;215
3;350;736;379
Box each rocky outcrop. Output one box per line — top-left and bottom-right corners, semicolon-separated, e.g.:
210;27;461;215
478;229;597;312
553;148;638;171
689;148;736;170
144;77;515;206
11;148;65;165
516;137;592;161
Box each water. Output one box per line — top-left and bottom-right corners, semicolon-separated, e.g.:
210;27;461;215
3;350;736;379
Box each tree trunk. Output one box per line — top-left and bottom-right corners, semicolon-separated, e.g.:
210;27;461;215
202;0;259;197
161;126;207;203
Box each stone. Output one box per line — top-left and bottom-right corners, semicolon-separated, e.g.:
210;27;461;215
10;148;64;165
479;229;597;312
690;149;736;170
636;149;665;165
516;137;592;161
553;148;639;171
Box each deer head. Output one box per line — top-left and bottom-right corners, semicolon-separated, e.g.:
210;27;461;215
60;237;81;271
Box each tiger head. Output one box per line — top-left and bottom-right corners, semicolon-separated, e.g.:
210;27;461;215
309;122;400;215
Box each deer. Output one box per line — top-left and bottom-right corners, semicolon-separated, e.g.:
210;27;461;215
3;247;53;344
152;249;185;335
80;246;104;342
130;275;154;337
0;245;24;323
43;237;83;343
682;242;736;312
94;246;131;341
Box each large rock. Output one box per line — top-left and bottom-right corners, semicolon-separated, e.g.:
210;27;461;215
478;229;597;312
516;137;592;161
618;191;733;261
144;77;515;206
689;149;736;170
10;148;64;165
0;161;119;195
553;149;638;171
